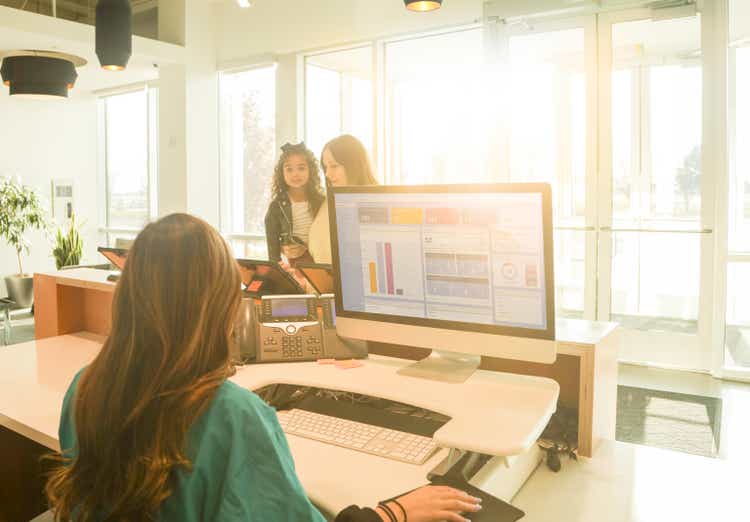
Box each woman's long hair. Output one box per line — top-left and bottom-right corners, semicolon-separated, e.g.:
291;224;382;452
321;134;379;186
45;213;242;521
271;142;325;215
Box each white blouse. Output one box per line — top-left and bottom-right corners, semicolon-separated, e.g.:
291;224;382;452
308;199;332;264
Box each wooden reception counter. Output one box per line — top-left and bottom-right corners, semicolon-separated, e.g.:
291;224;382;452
34;268;115;339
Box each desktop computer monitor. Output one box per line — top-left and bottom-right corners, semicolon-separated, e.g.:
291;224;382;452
328;183;556;383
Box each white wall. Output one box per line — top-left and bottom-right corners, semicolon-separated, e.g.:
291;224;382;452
215;0;483;64
0;92;99;295
158;0;221;227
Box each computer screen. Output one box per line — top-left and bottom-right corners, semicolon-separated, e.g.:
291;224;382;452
329;184;555;345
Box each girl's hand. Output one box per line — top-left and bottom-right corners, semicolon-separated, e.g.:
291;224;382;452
277;259;309;290
375;485;482;522
278;257;292;272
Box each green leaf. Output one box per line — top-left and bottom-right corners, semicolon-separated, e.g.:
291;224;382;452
0;177;50;272
52;211;84;269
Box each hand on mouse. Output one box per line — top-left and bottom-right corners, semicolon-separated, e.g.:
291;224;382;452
374;485;482;522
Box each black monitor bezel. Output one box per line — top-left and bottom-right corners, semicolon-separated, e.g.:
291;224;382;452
97;246;128;270
235;258;306;295
328;183;556;341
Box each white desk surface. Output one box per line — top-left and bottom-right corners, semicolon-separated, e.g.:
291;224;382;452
0;333;104;450
232;358;559;457
36;267;116;293
1;333;560;515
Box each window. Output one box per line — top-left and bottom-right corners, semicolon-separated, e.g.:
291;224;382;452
305;46;374;162
384;29;489;185
219;65;276;258
100;87;158;245
726;0;750;372
379;25;589;317
269;10;750;373
608;16;703;336
503;27;587;318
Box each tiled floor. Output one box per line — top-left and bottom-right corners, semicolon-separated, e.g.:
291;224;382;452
513;364;750;521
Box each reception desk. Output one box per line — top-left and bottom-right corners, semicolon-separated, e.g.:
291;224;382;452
0;268;619;520
33;268;619;459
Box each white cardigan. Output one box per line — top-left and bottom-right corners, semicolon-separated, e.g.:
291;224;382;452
308;198;332;264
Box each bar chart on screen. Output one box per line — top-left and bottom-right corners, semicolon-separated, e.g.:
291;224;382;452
359;228;425;300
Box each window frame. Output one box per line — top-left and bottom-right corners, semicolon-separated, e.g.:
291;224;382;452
97;83;159;246
302;43;377;171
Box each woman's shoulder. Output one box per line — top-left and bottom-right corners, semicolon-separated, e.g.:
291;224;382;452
210;380;275;423
266;194;289;217
269;193;290;207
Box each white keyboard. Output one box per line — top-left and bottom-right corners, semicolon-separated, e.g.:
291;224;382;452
277;408;440;465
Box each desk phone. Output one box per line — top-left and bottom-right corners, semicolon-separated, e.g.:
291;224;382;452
257;295;325;362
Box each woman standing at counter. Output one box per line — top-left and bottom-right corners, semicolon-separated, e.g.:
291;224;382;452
44;213;481;522
308;134;379;264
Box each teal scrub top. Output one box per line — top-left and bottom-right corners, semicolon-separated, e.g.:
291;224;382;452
59;371;327;521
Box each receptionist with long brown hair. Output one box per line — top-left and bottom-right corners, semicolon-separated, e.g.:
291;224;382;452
44;213;481;521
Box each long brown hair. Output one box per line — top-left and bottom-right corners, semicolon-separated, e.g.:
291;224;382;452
45;213;241;521
271;142;325;214
321;134;379;186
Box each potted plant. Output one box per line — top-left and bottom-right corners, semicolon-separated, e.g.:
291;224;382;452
52;213;83;270
0;177;49;308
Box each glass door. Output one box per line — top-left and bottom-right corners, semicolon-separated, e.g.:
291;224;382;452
724;0;750;380
597;8;713;370
485;15;598;321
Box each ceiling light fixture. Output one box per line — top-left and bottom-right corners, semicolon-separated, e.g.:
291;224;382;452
237;0;253;7
0;50;86;98
95;0;132;71
404;0;443;12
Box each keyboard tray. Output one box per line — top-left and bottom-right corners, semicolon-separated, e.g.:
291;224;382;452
294;394;448;438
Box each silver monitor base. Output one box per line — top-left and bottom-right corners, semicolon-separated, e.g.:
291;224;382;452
397;350;481;384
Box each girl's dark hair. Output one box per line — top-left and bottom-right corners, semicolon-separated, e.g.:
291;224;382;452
271;142;325;214
321;134;379;187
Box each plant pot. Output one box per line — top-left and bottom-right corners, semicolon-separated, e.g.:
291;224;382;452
4;274;34;308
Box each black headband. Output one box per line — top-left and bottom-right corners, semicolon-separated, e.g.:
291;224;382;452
281;141;306;154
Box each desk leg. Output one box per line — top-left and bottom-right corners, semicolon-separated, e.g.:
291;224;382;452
2;307;9;345
0;425;52;521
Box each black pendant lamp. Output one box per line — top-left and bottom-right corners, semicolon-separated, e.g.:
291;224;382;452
0;51;84;98
404;0;443;11
96;0;132;71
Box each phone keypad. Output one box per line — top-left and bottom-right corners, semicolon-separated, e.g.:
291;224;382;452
259;323;325;361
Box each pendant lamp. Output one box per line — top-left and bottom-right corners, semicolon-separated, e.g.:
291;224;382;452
0;51;86;98
96;0;132;71
404;0;442;11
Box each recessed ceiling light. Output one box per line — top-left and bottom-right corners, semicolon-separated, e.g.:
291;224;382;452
405;0;442;12
238;0;253;7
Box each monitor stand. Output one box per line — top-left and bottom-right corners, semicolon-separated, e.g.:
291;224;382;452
397;350;481;384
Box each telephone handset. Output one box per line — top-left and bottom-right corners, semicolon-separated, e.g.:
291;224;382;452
232;296;260;363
